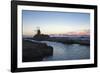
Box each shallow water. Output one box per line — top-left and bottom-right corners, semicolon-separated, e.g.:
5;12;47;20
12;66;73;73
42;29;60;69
41;41;90;61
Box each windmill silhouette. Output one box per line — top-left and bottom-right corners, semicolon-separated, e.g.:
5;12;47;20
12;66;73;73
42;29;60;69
33;26;50;40
34;27;41;35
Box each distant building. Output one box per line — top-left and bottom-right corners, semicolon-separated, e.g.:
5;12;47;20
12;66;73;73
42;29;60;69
37;28;41;35
33;28;50;41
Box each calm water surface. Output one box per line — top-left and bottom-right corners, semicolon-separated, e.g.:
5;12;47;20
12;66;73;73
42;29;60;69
41;41;90;61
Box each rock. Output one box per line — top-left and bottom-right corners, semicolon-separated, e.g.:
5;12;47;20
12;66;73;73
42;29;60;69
33;34;50;41
22;39;53;62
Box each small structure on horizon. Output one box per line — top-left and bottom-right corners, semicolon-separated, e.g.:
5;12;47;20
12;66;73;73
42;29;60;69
36;27;41;35
33;27;50;41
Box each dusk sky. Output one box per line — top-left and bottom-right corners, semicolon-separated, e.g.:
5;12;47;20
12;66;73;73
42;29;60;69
22;10;90;37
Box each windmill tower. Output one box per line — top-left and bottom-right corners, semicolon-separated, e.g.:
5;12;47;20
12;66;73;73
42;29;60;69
36;27;41;35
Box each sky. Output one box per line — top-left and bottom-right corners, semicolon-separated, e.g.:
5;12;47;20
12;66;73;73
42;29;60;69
22;10;90;37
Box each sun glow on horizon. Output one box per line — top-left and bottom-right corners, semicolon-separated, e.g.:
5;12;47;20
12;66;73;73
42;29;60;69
23;23;90;36
23;26;90;37
22;10;90;37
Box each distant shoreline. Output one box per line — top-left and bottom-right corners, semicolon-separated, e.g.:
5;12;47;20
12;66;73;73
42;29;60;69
24;36;90;46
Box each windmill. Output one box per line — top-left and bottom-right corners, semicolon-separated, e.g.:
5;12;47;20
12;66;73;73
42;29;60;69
34;26;41;35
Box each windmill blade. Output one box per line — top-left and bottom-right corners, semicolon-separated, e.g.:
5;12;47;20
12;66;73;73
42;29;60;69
36;26;40;30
